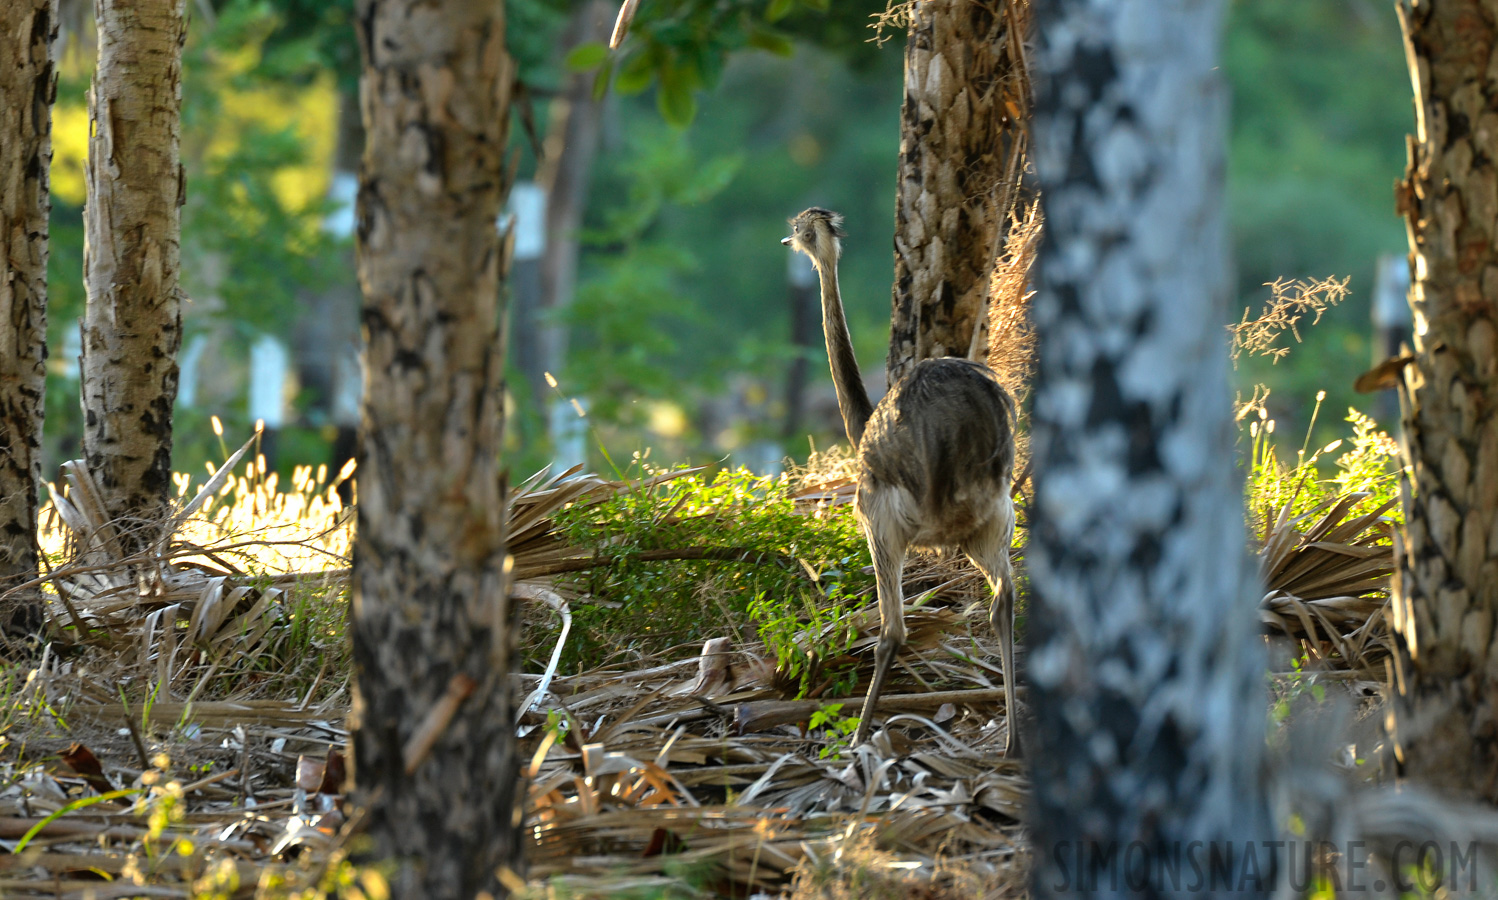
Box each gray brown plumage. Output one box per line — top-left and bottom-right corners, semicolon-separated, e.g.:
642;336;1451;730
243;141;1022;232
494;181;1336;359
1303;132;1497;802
782;208;1020;754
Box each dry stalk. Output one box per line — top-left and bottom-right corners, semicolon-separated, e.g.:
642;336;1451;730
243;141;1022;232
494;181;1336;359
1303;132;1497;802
1231;275;1351;364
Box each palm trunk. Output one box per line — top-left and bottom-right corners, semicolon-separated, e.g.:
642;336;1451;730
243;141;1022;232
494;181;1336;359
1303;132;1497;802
348;1;520;894
0;0;58;637
886;0;1029;387
1389;0;1498;801
80;0;186;554
1027;0;1272;895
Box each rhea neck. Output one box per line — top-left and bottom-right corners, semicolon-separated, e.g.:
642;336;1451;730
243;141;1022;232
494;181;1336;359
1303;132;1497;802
810;247;874;448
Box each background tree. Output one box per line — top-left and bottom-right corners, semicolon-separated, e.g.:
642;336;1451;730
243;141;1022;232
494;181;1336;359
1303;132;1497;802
0;0;59;636
1388;0;1498;802
80;0;186;553
885;0;1029;386
534;0;612;413
1026;0;1274;893
347;0;520;894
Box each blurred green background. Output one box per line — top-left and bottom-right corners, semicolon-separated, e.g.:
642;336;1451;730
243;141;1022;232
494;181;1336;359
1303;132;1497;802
39;0;1411;484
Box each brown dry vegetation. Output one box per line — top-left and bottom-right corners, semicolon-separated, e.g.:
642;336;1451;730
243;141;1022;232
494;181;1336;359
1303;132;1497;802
0;243;1410;897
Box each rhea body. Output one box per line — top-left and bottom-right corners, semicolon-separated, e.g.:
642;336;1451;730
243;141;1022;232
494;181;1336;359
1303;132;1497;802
783;208;1019;754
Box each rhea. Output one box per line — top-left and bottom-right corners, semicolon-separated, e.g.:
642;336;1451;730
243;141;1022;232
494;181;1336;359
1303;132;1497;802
783;208;1020;754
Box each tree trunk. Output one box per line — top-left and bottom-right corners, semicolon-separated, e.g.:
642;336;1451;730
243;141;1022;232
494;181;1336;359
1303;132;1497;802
348;1;519;895
0;0;58;637
1027;0;1273;895
885;0;1028;387
80;0;185;554
1389;0;1498;801
293;87;361;500
537;0;611;406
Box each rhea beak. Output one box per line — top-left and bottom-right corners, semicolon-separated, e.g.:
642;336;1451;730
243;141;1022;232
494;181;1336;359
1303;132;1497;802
781;235;792;246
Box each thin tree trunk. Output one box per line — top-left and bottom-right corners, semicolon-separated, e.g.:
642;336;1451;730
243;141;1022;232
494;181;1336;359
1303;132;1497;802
0;0;58;637
886;0;1028;387
81;0;185;554
537;0;611;404
1389;0;1498;801
348;1;519;894
1027;0;1273;894
293;87;361;498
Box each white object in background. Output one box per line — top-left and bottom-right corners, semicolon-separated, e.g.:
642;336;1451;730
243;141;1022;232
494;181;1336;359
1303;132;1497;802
551;397;587;474
177;333;208;407
505;180;547;261
787;242;815;289
1372;255;1411;331
249;335;290;429
61;324;83;381
735;440;784;477
332;345;364;427
322;171;359;238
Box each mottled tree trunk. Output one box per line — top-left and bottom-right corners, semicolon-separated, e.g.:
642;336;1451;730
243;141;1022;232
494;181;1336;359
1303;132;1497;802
886;0;1028;387
1027;0;1273;895
1389;0;1498;801
81;0;185;554
0;0;58;636
348;1;520;895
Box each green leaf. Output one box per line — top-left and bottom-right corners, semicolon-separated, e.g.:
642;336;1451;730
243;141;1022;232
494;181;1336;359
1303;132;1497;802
615;50;656;95
675;153;743;204
802;0;830;11
564;41;609;72
746;28;794;57
766;0;795;23
656;81;697;128
591;57;614;102
656;57;699;128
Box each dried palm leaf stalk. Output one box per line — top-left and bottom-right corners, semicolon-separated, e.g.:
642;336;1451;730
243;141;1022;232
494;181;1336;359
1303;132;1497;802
1257;492;1397;671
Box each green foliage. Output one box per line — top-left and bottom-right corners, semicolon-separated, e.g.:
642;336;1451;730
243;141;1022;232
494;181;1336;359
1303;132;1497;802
45;0;344;479
1244;391;1402;528
546;465;873;675
1225;0;1410;436
180;1;342;335
594;0;837;128
748;578;861;697
562;132;743;426
806;701;861;759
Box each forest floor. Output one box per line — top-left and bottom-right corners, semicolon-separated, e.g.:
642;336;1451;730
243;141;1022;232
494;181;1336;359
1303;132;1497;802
0;432;1396;898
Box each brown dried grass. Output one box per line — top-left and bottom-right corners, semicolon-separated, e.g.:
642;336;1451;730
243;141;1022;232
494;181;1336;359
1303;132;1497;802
0;450;1030;897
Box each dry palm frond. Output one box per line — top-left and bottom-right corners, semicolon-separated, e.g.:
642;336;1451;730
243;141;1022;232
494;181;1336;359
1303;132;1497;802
1;595;1025;897
1257;492;1397;670
7;452;1031;896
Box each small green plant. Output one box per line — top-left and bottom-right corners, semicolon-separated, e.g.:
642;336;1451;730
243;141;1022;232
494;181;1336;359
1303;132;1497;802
807;702;861;760
548;464;873;673
1243;389;1402;531
748;578;861;698
1269;654;1326;732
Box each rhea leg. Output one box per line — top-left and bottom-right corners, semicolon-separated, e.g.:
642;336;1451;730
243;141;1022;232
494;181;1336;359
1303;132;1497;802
853;524;909;745
966;496;1020;756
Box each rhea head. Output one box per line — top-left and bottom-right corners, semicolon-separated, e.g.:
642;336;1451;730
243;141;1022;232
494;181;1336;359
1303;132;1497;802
782;207;845;268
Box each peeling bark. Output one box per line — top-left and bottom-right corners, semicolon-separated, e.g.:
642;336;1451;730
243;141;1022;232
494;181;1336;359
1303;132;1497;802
81;0;186;554
886;0;1028;386
1390;0;1498;801
0;0;58;636
1027;0;1272;895
348;1;520;895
